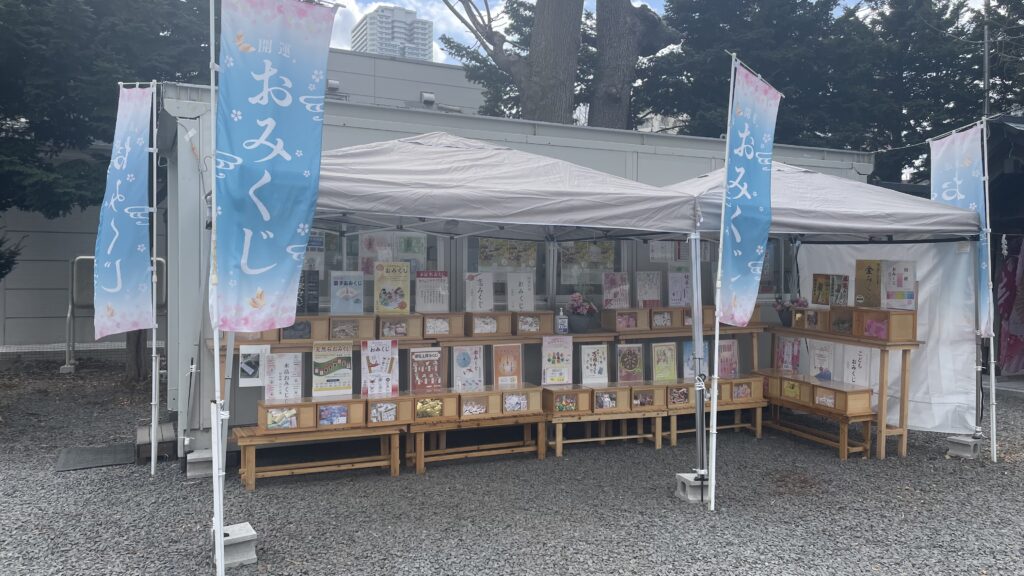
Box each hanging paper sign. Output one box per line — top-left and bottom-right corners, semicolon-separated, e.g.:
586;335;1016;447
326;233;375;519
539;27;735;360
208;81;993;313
212;0;337;332
94;86;155;339
717;60;782;327
930;124;992;337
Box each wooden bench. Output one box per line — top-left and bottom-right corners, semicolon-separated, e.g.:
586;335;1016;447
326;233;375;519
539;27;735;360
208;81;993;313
757;369;875;460
548;410;666;457
406;415;547;474
232;425;404;490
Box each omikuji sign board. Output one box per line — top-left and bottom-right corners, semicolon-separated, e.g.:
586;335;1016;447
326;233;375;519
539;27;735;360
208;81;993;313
213;0;337;332
717;61;782;327
94;86;155;339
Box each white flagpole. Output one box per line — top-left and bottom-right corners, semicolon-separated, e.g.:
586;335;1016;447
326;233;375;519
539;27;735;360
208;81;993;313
708;54;739;512
982;120;997;462
208;0;226;574
150;80;160;477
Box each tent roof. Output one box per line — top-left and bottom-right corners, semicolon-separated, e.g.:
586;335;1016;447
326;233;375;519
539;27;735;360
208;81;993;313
666;162;980;240
317;132;696;241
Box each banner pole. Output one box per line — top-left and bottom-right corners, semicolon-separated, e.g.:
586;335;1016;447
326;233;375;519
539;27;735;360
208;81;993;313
208;0;226;574
982;120;997;462
688;231;706;487
708;54;739;512
150;81;160;477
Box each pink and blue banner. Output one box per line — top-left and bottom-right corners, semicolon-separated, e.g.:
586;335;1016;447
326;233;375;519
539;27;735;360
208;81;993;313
213;0;337;332
930;124;993;337
94;86;155;339
717;60;782;327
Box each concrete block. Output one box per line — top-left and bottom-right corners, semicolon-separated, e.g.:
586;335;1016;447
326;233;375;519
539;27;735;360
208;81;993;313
219;522;257;569
946;436;982;459
675;473;708;504
187;449;213;479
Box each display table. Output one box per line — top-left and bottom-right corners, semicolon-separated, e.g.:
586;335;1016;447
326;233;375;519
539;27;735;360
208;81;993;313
768;326;919;459
406;414;547;474
232;425;403;490
660;376;767;446
617;324;766;369
547;409;666;457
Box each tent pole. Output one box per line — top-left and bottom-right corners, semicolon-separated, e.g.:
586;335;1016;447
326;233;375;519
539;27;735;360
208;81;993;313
688;232;707;487
982;120;997;462
150;81;160;477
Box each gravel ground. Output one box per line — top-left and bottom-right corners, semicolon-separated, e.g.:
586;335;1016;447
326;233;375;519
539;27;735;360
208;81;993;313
1;359;1022;576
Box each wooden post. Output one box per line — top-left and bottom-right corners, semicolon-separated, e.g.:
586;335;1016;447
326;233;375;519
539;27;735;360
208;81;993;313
899;349;911;457
555;423;564;458
654;416;662;450
523;424;532;445
390;433;400;477
636;417;643;444
538;421;547;460
415;432;425;475
669;414;678;447
754;407;762;439
839;419;849;461
243;446;255;491
877;349;890;460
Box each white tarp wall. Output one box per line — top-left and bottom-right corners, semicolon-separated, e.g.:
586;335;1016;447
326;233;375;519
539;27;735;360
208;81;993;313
798;242;976;434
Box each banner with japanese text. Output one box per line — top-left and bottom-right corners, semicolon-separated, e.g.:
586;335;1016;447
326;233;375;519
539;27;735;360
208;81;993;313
717;60;782;326
214;0;337;332
94;86;155;339
930;124;992;337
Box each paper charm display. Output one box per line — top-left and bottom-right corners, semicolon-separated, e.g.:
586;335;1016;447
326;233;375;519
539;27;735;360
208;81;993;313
465;272;495;312
266;353;303;401
542;336;573;385
409;347;445;394
452;345;485;391
667;272;692;308
312;341;353;397
330;271;364;315
616;344;644;383
506;272;535;312
717;340;739;379
238;345;270;387
492;343;523;388
360;339;399;397
636;271;662;308
373;262;410;315
602;272;630;309
580;344;609;385
652;342;677;382
415;271;449;313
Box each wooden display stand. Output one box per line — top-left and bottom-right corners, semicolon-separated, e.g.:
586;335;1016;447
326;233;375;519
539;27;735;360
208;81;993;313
406;414;547;474
649;307;690;330
366;395;415;427
853;308;917;343
466;312;513;336
279;316;330;343
829;307;855;335
421;312;465;338
600;308;651;332
257;400;317;434
329;315;377;341
378;314;424;341
236;329;280;343
315;397;366;431
233;425;402;490
662;378;767;446
513;311;554;335
412;391;460;424
630;383;667;411
758;369;874;460
459;389;503;420
769;325;919;459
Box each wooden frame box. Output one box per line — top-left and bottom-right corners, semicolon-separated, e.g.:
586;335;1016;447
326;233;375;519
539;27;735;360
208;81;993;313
501;385;543;415
794;308;830;332
601;308;651;332
649;307;690;330
728;376;763;403
315;397;366;430
366;395;414;427
854;308;917;343
780;378;813;405
811;380;872;416
459;389;503;420
329;315;377;341
630;383;667;410
513;311;554;335
587;384;632;414
704;381;732;406
280;316;329;343
667;382;695;409
422;312;465;338
829;307;855;336
542;385;593;415
378;314;424;341
258;400;317;434
412;391;460;423
702;305;717;330
466;312;513;336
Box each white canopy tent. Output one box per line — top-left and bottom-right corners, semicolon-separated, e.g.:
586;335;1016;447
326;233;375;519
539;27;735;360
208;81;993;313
666;163;983;435
665;162;980;240
317;132;698;240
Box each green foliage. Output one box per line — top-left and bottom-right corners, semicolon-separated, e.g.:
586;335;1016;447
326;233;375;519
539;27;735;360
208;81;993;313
0;0;209;279
439;0;596;120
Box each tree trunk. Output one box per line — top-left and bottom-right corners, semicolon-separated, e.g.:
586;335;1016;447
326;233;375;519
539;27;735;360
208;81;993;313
589;0;680;129
519;0;585;124
125;329;147;386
